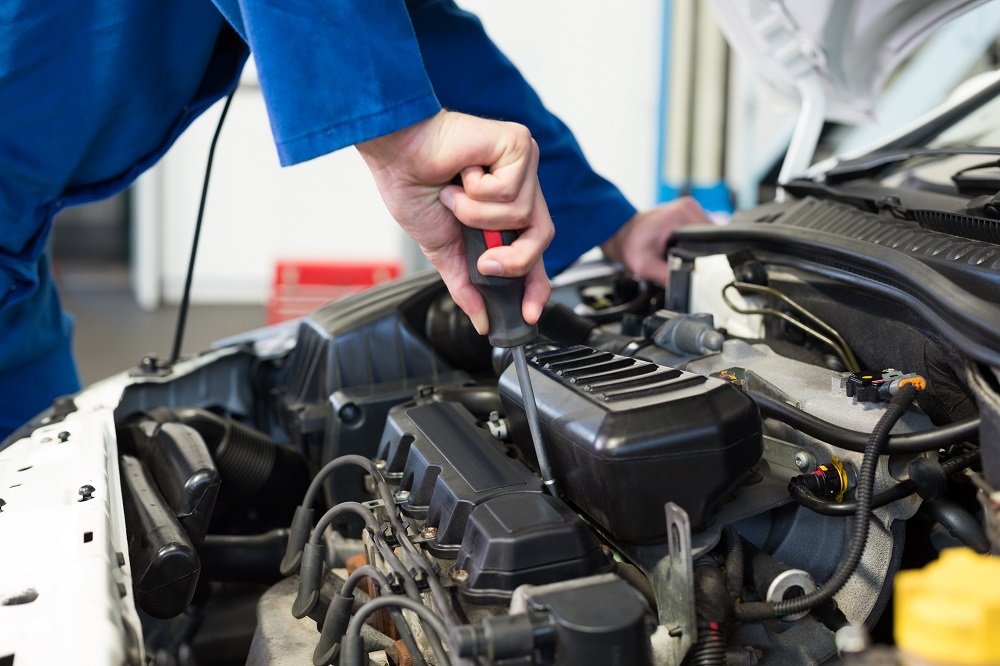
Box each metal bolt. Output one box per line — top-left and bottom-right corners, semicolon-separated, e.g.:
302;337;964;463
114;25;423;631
116;552;126;567
394;490;411;503
793;452;811;472
78;485;95;502
420;526;438;540
450;569;469;584
667;625;683;638
139;354;159;373
373;459;387;470
58;431;70;443
0;498;5;513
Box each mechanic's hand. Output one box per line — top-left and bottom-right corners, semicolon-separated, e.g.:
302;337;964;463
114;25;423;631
357;110;553;335
601;197;711;283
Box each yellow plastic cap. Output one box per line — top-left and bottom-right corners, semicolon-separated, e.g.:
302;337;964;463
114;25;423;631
895;548;1000;665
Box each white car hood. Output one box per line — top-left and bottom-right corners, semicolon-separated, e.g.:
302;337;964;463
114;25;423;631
708;0;990;124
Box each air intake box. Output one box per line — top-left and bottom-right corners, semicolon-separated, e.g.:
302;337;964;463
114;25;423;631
499;346;761;541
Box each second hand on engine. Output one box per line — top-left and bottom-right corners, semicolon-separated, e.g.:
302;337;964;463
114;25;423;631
461;225;559;497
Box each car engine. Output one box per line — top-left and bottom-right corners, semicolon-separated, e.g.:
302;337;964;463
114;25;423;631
2;193;997;666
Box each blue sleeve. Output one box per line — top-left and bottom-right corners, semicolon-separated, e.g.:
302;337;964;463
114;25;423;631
211;0;442;166
406;0;638;275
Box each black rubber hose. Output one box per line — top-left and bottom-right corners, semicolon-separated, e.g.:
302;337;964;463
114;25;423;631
736;384;918;621
754;393;978;453
722;526;744;601
788;448;981;517
687;560;729;666
538;302;599;346
922;498;992;554
199;529;288;584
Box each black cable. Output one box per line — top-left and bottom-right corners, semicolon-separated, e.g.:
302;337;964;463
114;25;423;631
736;384;918;621
303;455;380;511
331;565;427;666
168;88;236;367
754;392;978;453
295;454;459;626
310;502;419;600
343;596;451;666
788;448;981;517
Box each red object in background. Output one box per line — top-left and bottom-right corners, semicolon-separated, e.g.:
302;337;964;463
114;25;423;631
266;260;402;324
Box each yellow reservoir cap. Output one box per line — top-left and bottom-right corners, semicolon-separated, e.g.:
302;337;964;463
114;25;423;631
895;548;1000;665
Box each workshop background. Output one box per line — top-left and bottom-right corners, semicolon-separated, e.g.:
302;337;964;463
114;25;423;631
50;0;1000;385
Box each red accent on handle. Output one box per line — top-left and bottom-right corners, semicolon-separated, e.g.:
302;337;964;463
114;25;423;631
483;230;504;249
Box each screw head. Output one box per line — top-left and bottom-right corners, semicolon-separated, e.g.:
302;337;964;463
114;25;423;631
794;452;811;471
450;569;469;584
58;431;70;442
394;490;411;503
78;485;95;502
420;526;438;540
373;459;387;470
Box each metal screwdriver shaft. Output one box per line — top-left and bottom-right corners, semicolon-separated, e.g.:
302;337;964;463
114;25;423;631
511;344;558;496
462;225;559;497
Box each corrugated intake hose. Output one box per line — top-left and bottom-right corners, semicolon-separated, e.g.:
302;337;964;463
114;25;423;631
144;407;309;509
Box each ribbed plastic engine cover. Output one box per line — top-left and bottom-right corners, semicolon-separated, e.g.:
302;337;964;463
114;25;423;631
499;345;762;542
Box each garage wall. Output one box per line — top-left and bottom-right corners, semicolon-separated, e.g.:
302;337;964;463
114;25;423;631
141;0;666;305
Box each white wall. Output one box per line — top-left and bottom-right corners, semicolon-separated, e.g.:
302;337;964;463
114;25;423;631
144;1;665;305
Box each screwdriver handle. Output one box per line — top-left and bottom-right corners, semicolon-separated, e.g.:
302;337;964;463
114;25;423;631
462;226;538;348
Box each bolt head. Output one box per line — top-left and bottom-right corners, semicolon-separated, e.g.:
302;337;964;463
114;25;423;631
373;459;387;470
450;569;469;584
420;526;438;540
78;485;96;501
394;490;411;502
794;452;811;471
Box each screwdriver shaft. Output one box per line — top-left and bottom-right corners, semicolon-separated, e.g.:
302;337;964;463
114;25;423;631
512;345;558;497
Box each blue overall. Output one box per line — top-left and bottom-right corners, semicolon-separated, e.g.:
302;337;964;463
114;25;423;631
0;0;636;437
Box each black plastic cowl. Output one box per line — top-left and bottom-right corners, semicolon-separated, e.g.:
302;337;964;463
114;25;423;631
120;455;200;619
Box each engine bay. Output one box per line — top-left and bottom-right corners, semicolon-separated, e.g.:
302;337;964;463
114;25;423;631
2;193;998;666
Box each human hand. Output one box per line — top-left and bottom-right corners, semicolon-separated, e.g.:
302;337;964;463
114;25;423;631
357;110;553;335
601;197;711;283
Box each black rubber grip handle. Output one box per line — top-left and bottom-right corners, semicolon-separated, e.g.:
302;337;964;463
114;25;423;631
462;225;537;348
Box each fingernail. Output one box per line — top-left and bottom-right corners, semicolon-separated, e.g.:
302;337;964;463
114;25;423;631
472;311;489;335
478;260;503;276
439;188;455;210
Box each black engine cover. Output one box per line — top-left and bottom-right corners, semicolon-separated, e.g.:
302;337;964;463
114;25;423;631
499;346;762;541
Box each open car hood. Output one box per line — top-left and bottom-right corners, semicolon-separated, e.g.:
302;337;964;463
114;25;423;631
708;0;990;124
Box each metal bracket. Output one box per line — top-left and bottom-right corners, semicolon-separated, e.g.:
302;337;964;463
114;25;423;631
651;502;696;665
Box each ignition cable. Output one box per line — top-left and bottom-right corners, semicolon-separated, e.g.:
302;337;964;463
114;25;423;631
342;596;452;666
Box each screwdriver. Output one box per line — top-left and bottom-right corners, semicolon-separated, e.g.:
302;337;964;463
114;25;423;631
462;226;559;497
